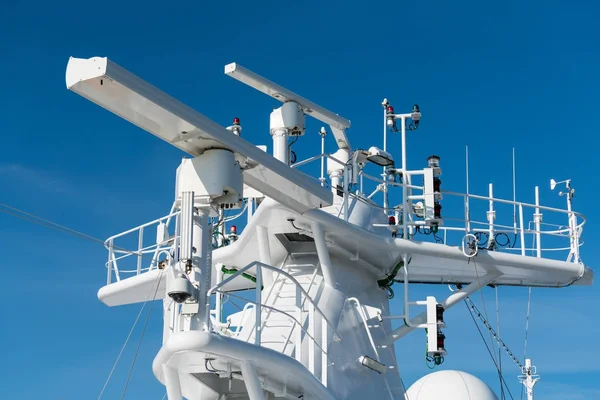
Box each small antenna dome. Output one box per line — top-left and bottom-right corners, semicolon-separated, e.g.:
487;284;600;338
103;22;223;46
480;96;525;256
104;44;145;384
406;370;498;400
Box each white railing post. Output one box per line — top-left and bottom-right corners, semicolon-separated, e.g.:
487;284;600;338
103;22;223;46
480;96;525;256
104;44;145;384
519;204;526;256
255;265;262;345
137;227;144;275
322;316;328;386
534;186;542;258
487;183;495;248
107;238;114;285
296;285;302;363
343;165;349;221
309;303;315;374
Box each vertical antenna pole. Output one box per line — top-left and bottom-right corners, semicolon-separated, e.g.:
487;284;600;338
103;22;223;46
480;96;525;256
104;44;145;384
401;117;408;239
319;128;326;187
487;183;495;249
534;186;541;258
519;358;539;400
465;146;471;233
513;147;517;234
383;105;389;213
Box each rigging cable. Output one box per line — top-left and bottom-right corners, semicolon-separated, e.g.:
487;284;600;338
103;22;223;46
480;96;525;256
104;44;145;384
496;287;505;400
121;269;164;399
521;286;532;400
97;270;164;399
0;202;169;399
0;202;161;263
465;296;524;370
465;298;515;400
472;259;498;365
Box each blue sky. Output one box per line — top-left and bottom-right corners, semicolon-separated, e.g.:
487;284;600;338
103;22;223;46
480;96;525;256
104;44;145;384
0;0;599;398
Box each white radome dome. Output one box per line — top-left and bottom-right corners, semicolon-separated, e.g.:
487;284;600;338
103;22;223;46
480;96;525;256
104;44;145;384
406;370;499;400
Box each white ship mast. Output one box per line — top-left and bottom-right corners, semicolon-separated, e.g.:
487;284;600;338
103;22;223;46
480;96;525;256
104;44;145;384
518;358;540;400
65;56;593;400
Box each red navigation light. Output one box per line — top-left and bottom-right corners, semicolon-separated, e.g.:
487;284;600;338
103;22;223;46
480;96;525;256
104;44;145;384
434;202;442;219
233;117;240;125
387;106;394;114
230;225;237;234
388;216;396;225
433;177;441;193
437;331;445;350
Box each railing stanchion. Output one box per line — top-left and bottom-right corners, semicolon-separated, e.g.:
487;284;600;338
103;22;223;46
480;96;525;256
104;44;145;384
107;239;113;285
322;316;328;386
309;303;315;374
255;265;262;345
519;204;526;256
137;227;144;275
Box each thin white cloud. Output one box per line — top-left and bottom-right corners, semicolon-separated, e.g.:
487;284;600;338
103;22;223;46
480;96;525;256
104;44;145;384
0;163;123;213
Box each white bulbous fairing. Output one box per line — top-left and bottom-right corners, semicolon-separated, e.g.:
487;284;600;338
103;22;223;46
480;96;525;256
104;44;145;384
406;370;499;400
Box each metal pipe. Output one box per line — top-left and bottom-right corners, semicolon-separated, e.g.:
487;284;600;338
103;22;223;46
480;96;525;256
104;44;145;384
348;297;380;360
162;365;183;400
311;222;335;287
255;265;262;346
343;166;349;221
321;135;326;186
272;128;289;164
488;183;495;248
402;253;427;329
387;271;501;343
401;116;408;239
519;204;526;256
195;209;212;332
241;362;266;400
322;316;328;386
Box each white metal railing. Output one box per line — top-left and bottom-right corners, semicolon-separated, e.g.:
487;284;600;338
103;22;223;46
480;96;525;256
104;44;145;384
206;261;336;386
292;153;586;263
104;209;180;284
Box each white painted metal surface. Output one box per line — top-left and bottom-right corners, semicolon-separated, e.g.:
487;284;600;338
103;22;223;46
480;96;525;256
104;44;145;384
224;63;351;151
67;56;593;400
406;370;499;400
65;57;332;213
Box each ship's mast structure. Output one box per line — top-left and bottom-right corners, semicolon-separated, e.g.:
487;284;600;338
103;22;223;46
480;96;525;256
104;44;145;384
518;358;540;400
65;56;592;400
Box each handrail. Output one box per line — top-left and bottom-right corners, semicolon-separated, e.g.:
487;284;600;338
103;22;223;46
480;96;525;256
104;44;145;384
347;297;380;361
210;289;330;356
208;261;339;336
103;210;180;248
291;152;586;262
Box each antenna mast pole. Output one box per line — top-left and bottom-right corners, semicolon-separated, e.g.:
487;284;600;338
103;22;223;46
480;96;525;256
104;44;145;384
518;358;540;400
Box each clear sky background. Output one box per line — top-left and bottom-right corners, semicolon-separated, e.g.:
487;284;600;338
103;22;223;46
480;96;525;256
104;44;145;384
1;0;599;399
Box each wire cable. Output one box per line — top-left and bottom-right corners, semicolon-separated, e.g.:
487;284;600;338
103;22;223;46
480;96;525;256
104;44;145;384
121;270;164;399
465;299;515;400
496;287;505;400
0;202;160;263
521;287;532;400
472;259;498;365
97;270;165;400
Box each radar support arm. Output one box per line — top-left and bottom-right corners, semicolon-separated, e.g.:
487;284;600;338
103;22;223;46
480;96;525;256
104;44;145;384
385;270;502;344
65;56;332;213
224;63;352;151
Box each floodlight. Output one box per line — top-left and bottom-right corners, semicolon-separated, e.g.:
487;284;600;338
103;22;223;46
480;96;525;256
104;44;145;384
65;56;332;212
224;63;352;151
427;155;440;168
366;146;394;167
359;355;387;374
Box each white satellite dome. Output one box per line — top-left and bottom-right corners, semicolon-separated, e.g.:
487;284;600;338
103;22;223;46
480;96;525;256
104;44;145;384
406;370;499;400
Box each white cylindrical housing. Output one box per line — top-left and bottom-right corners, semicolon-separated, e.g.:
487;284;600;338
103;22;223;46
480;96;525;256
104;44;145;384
272;128;289;164
328;149;350;195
